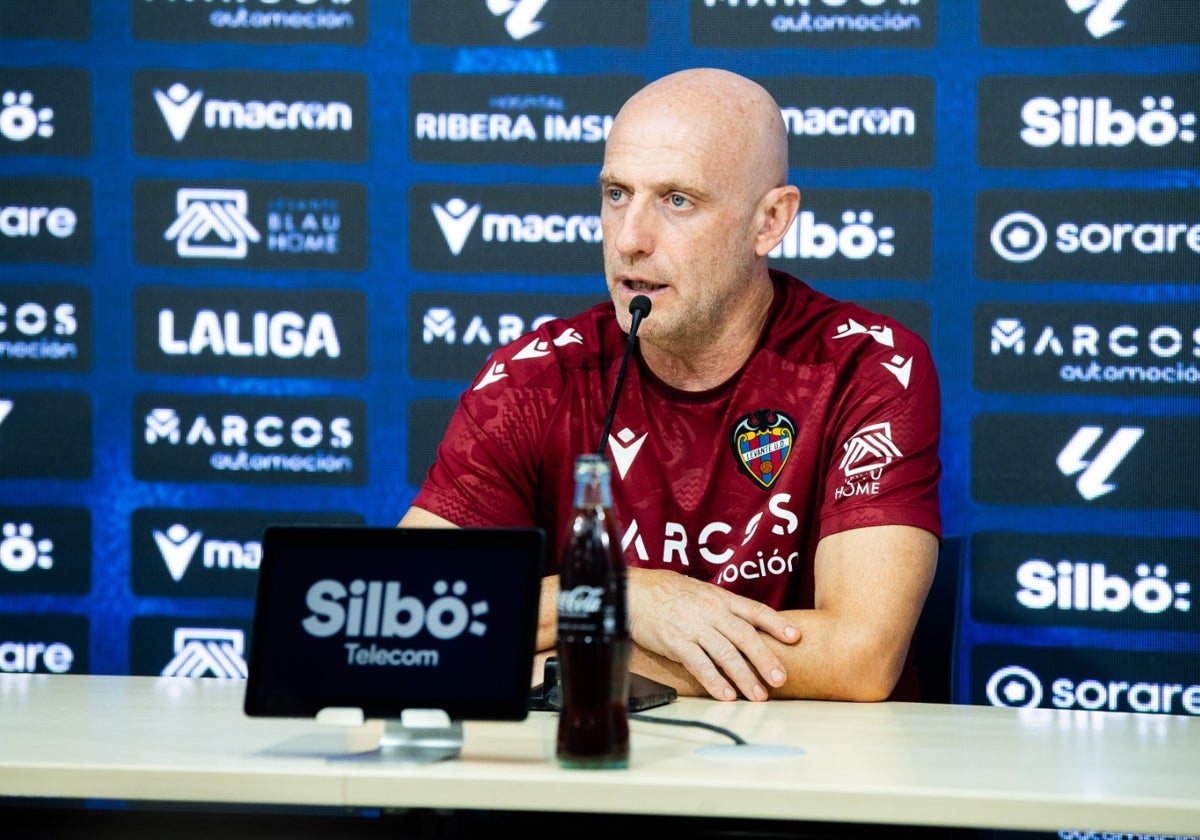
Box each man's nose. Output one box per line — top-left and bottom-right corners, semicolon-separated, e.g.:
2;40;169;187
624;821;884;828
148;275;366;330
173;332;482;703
609;199;656;256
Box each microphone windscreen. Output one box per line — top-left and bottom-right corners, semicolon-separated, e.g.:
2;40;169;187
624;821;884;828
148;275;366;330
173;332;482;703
629;295;652;319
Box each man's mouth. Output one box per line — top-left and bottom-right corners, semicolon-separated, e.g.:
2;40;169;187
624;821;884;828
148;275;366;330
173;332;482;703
624;279;665;293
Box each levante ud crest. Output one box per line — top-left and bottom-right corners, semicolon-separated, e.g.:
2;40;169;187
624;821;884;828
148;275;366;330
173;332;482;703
730;409;796;490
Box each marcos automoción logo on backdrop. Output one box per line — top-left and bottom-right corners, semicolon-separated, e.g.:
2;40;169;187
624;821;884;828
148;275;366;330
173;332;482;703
689;0;936;48
129;616;252;679
133;285;367;378
132;69;368;161
974;302;1200;396
0;283;92;373
132;0;367;45
409;291;602;381
133;392;366;486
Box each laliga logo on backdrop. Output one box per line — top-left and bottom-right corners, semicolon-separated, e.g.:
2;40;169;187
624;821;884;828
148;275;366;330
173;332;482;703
302;578;489;640
0;90;54;142
488;0;549;40
1057;425;1143;501
1066;0;1128;39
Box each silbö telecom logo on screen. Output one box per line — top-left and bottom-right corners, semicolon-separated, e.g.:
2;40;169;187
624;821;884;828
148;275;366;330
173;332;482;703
302;577;490;668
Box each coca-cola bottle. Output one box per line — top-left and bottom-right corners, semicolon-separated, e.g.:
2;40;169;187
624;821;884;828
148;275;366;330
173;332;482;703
556;453;631;768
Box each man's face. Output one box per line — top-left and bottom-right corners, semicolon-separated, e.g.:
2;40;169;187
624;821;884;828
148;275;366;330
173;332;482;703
598;101;761;353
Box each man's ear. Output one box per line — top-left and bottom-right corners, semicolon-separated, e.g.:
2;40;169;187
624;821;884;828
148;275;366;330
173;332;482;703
754;186;801;257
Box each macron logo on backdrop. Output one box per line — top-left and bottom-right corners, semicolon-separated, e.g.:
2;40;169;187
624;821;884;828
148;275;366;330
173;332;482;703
154;84;203;141
432;198;482;255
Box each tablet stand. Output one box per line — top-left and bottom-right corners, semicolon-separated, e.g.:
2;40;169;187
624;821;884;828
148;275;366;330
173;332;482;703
336;709;463;764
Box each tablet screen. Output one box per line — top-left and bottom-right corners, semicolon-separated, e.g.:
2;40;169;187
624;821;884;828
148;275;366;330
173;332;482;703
244;525;545;722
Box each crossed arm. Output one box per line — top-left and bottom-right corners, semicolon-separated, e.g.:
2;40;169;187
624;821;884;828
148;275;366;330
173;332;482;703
400;506;937;702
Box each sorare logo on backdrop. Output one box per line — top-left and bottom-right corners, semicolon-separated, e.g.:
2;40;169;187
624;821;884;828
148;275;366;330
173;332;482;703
0;178;92;265
976;189;1200;282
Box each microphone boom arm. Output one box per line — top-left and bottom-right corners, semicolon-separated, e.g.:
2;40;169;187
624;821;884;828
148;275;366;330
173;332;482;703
597;295;652;456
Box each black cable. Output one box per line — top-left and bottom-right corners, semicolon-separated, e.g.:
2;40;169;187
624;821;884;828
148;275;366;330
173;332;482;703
629;712;747;745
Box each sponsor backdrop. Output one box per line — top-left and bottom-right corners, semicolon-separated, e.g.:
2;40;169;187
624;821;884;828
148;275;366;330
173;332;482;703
1;0;1199;727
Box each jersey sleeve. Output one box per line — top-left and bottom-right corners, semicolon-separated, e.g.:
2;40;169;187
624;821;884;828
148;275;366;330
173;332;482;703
410;332;563;528
817;321;943;542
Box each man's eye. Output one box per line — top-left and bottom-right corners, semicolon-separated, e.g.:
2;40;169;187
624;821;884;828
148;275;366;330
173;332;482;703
607;188;624;202
669;194;688;208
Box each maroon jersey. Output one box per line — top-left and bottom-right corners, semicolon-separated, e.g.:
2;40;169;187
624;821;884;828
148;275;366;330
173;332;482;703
414;271;942;613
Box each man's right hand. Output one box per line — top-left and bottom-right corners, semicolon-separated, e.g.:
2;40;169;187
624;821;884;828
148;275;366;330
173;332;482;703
625;567;799;702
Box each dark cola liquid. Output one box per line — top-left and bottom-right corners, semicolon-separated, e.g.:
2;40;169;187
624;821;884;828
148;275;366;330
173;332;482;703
556;459;631;769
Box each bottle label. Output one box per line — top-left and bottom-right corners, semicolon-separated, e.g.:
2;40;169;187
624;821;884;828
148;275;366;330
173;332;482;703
558;585;604;618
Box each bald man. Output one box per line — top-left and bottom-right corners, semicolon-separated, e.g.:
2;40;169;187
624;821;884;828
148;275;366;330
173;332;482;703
401;69;942;703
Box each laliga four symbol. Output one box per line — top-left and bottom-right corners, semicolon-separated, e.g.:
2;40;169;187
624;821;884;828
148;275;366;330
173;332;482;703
730;409;796;491
487;0;548;41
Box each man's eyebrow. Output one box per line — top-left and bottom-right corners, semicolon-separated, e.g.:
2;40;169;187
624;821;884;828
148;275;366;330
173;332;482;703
598;172;697;196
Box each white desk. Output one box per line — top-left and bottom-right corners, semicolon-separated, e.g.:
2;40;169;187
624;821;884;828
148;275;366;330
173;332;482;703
0;673;1196;835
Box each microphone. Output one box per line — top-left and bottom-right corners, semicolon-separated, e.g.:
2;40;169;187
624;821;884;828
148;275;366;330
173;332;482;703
597;295;652;456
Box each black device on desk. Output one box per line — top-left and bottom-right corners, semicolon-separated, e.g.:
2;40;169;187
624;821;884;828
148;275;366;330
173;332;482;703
529;656;677;712
244;524;545;762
